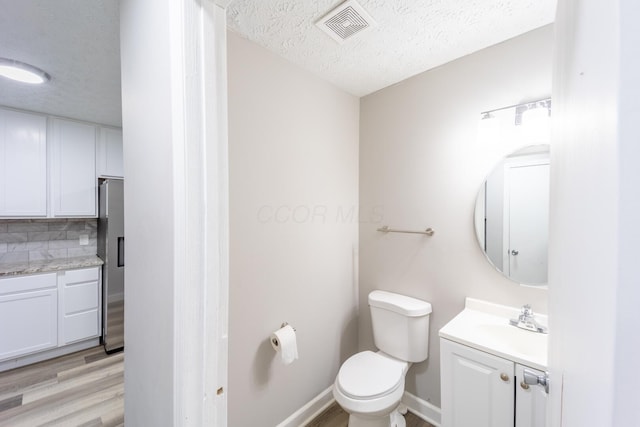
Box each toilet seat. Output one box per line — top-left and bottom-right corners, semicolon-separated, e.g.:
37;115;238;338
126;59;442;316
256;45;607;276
336;351;405;400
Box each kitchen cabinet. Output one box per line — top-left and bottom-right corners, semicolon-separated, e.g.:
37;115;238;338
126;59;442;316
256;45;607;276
441;339;547;427
60;267;101;344
0;107;122;219
50;118;97;217
0;109;48;217
0;273;58;361
97;127;124;178
0;267;101;366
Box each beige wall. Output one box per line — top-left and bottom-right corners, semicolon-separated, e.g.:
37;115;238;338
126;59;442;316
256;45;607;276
227;32;360;426
359;25;553;407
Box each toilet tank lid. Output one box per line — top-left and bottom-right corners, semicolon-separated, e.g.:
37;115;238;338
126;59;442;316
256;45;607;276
368;290;432;317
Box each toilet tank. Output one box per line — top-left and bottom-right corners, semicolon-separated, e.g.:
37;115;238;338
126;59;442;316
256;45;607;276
369;290;432;363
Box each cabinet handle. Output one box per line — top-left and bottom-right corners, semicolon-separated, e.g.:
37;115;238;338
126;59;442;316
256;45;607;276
520;381;530;390
523;368;550;394
500;373;509;382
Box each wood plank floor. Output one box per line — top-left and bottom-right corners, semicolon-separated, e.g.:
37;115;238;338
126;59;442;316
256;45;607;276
0;347;433;427
305;401;435;427
0;346;123;427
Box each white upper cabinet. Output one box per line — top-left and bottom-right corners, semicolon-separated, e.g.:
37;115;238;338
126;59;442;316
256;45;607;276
50;118;97;217
97;127;123;178
0;109;48;217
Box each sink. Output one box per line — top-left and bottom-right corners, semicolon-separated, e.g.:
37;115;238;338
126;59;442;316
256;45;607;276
475;323;547;362
439;298;548;370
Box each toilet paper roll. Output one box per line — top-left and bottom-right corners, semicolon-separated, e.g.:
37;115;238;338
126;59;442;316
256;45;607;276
270;324;298;365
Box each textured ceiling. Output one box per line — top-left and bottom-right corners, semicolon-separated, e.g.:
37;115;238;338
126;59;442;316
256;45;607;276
0;0;121;127
0;0;556;128
227;0;557;96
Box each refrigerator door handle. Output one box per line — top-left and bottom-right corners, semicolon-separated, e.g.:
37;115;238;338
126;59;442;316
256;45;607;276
117;236;125;267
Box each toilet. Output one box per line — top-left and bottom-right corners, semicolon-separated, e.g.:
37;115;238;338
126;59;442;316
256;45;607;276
333;290;432;427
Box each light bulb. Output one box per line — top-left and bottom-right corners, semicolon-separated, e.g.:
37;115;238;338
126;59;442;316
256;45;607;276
0;58;50;84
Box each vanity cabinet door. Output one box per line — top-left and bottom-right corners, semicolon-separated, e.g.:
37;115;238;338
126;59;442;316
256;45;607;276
441;339;514;427
515;364;547;427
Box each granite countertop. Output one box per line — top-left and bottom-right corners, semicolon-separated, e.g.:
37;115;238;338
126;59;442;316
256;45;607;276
0;255;104;277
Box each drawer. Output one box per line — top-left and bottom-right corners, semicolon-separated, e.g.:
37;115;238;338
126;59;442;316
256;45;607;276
0;273;57;295
63;310;99;344
64;281;98;314
65;267;99;284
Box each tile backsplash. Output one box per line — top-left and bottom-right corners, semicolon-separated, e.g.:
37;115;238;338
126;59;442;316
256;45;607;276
0;219;97;263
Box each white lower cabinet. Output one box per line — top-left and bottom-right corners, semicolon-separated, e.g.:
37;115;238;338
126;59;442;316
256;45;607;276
60;267;101;345
0;267;101;364
0;273;58;360
515;364;548;427
441;339;547;427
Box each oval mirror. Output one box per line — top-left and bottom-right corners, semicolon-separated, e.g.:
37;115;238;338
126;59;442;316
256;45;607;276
474;145;550;286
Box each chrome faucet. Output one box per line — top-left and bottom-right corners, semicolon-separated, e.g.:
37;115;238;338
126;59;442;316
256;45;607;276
509;304;548;334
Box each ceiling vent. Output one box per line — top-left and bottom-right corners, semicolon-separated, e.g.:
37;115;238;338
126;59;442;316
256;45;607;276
315;0;377;44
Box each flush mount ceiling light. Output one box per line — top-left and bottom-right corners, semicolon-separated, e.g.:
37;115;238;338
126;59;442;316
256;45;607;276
0;58;51;84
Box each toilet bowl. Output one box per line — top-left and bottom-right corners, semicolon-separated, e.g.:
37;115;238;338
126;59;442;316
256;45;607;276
333;351;408;427
332;291;432;427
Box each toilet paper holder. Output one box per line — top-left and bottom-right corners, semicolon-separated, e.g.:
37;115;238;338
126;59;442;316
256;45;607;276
271;322;296;348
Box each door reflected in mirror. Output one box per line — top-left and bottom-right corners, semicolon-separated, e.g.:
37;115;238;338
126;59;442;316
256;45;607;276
474;145;549;286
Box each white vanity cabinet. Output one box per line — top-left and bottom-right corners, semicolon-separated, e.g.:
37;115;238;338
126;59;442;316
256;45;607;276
440;339;514;427
0;273;58;360
50;118;97;217
515;364;548;427
439;298;549;427
97;127;124;178
441;339;547;427
0;108;48;217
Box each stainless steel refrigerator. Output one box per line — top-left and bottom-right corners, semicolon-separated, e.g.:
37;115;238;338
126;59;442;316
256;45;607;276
97;179;125;353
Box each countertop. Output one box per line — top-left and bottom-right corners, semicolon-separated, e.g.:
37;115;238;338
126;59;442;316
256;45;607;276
439;298;548;370
0;255;104;277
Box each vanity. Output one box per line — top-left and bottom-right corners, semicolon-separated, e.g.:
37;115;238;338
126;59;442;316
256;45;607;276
439;298;548;427
439;103;551;427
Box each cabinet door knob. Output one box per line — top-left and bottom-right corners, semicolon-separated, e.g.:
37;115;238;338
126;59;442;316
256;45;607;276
500;373;509;382
520;381;530;390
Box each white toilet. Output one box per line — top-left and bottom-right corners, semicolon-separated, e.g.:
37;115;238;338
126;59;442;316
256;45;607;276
333;290;432;427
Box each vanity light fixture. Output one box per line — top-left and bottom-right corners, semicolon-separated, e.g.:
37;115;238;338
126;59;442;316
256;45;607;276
0;58;50;84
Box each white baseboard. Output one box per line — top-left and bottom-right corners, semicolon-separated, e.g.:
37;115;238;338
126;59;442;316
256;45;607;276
0;338;101;373
276;385;334;427
402;391;441;426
